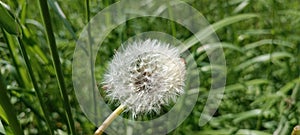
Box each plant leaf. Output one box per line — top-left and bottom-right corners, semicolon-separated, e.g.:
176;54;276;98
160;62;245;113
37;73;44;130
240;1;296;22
181;14;258;52
0;3;20;35
235;52;294;71
244;39;294;50
233;109;262;124
0;120;5;135
47;0;76;39
0;105;8;124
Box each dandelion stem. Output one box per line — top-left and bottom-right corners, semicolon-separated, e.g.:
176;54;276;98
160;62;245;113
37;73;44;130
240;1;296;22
292;125;300;135
94;105;126;135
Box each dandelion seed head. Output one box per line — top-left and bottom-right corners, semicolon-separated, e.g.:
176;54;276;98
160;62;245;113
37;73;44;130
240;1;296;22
103;39;186;117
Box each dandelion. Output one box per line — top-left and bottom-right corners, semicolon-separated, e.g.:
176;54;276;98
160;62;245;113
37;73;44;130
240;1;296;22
95;39;186;135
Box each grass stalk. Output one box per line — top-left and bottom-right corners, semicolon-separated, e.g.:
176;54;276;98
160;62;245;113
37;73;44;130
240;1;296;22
16;36;54;134
85;0;98;125
37;0;76;134
2;29;25;87
94;105;125;135
0;74;23;135
167;1;176;37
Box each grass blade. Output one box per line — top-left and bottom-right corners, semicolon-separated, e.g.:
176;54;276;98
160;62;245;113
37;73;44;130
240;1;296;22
85;0;99;126
2;29;30;88
0;3;20;35
17;36;54;134
0;120;5;134
38;0;76;134
233;109;262;124
235;52;294;71
181;14;258;52
0;74;23;135
0;106;7;125
197;42;244;54
47;0;76;39
244;39;294;50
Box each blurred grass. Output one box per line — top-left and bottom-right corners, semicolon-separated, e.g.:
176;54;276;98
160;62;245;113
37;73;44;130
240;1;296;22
38;0;75;134
0;0;299;134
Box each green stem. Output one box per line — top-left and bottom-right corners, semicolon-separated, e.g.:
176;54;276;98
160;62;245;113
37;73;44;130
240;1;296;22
2;29;25;87
17;37;54;134
0;74;23;135
37;0;76;134
85;0;98;125
85;0;90;21
167;1;176;37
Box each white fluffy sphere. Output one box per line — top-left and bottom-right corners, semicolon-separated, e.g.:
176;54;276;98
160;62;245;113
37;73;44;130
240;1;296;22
103;39;186;117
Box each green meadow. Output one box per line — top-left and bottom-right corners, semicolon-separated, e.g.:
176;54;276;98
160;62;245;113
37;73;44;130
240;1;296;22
0;0;299;134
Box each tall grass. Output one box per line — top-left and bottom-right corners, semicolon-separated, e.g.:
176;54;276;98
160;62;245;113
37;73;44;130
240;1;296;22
0;0;299;134
38;0;75;134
